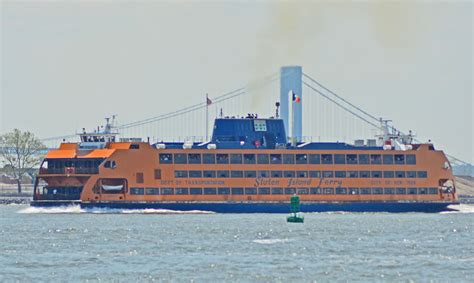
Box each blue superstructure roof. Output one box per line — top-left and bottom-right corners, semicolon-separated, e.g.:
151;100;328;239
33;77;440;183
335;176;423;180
154;117;383;151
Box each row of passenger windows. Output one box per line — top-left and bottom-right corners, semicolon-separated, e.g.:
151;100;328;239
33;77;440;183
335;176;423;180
159;153;417;165
174;170;428;179
130;187;438;195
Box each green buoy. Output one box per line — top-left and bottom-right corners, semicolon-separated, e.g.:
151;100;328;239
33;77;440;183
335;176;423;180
287;195;304;223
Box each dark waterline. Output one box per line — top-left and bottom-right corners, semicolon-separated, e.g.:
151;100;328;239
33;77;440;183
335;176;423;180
1;205;473;282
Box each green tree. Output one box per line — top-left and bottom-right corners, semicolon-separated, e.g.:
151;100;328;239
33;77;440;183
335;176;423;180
0;129;46;193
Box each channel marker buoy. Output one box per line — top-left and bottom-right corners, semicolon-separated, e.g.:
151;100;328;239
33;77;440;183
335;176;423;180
287;195;304;223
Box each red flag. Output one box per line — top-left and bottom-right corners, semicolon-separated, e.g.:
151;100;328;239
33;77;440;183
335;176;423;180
292;92;301;103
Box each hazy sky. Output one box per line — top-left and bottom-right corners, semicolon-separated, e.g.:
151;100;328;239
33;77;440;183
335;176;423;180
1;1;473;162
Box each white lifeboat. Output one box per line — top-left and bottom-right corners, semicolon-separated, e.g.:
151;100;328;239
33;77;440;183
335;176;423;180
102;185;124;191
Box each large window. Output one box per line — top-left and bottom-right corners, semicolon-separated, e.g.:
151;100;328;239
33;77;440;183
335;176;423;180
384;188;395;195
322;171;334;178
272;188;283;195
230;154;242;164
188;154;201;164
176;188;189;195
216;154;229;164
285;188;296;195
295;154;308;164
359;171;370;178
394;154;405;165
371;171;382;178
203;170;216;178
395;171;406;178
271;171;282;178
257;154;269;164
231;171;243;178
383;155;393;165
346;154;358;164
407;171;417;178
218;188;230;195
297;188;309;195
335;171;346;178
244;171;256;178
373;188;383;195
258;171;270;178
146;188;160;195
174;153;187;164
159;153;173;164
418;188;428;195
175;170;188;178
408;188;417;195
370;154;382;164
309;154;320;164
348;171;358;178
383;171;394;178
217;171;229;178
358;154;369;164
161;188;174;195
334;154;346;164
204;188;217;195
203;154;215;164
322;154;333;164
284;171;295;178
231;188;244;195
297;171;308;178
245;188;257;195
417;171;428;178
258;188;271;195
396;188;406;194
270;154;282;164
323;188;334;194
283;154;295;164
309;171;321;178
348;188;359;195
406;154;416;165
130;187;144;195
189;170;202;178
336;187;347;194
190;188;202;195
244;154;256;164
310;187;322;194
360;188;371;195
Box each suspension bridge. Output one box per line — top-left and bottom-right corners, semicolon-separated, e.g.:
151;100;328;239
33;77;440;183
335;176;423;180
38;66;470;168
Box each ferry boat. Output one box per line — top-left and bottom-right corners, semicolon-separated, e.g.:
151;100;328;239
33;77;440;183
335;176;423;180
32;110;458;212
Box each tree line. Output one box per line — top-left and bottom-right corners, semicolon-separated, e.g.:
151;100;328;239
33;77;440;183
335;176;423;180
0;129;45;193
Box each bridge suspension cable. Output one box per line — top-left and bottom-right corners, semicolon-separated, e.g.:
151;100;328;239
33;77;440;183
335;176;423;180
37;69;471;168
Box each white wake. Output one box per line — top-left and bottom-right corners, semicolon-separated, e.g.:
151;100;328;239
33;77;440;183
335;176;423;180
441;204;474;214
18;205;214;215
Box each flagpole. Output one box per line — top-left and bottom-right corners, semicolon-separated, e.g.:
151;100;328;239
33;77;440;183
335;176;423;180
206;93;209;141
292;96;295;145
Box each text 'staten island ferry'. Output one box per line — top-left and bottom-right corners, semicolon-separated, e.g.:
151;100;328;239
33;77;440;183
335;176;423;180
32;103;458;213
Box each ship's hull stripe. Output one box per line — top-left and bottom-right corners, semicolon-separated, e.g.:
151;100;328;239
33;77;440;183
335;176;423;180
31;201;455;213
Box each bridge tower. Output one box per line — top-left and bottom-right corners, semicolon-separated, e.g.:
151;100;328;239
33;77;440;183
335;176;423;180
280;66;303;140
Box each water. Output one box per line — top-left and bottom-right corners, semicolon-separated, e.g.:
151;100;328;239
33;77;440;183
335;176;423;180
1;205;473;282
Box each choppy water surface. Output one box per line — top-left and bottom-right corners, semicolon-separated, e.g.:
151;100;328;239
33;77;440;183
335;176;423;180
1;205;473;282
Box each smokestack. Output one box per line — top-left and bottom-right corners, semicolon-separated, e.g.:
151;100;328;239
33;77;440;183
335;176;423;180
280;66;302;141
